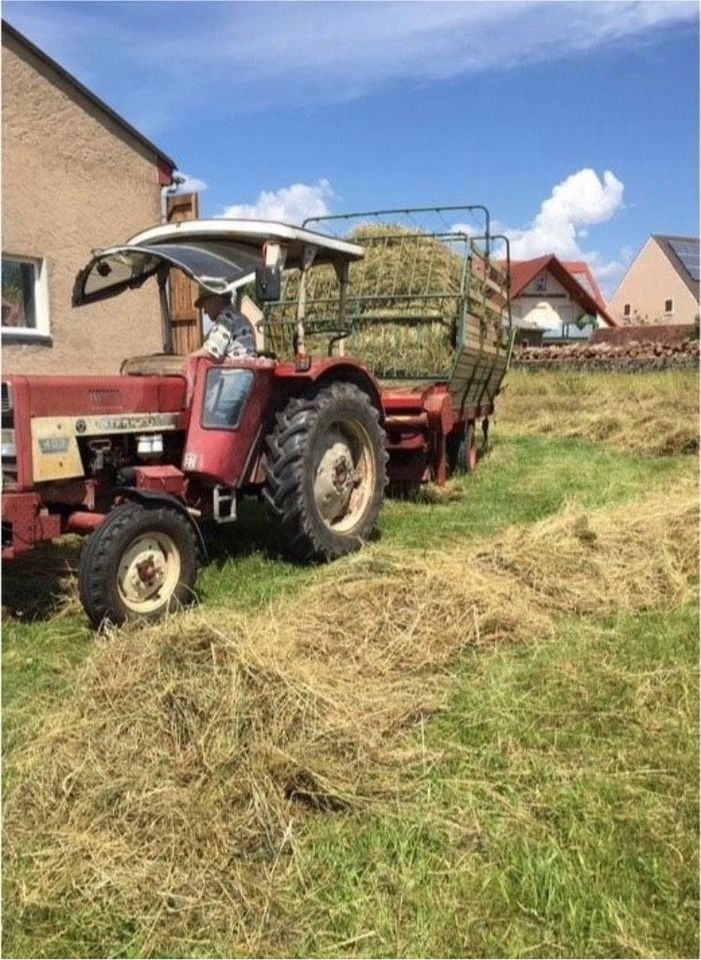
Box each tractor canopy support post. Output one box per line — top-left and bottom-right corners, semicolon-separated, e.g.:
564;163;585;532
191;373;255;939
334;260;350;357
295;245;317;357
158;268;173;354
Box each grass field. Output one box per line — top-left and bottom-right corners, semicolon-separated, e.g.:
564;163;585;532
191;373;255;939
2;368;699;959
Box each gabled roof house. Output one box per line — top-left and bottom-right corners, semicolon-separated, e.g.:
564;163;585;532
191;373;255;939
607;235;699;327
2;20;181;375
508;255;614;342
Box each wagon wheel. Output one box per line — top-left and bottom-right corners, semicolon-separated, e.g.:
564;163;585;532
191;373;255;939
481;416;490;456
448;422;477;475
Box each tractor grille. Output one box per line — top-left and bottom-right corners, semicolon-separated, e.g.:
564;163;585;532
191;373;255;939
2;445;18;489
1;381;12;414
88;388;121;410
1;381;17;489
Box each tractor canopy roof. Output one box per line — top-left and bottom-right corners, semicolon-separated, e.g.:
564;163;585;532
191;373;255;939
72;219;365;307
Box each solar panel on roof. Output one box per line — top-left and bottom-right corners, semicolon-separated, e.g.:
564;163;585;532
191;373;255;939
669;239;700;281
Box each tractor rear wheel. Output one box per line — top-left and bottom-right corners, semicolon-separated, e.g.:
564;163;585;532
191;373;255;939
78;503;199;629
264;382;387;561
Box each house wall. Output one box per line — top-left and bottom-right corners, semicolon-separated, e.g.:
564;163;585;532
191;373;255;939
607;239;699;326
2;32;166;375
512;270;605;331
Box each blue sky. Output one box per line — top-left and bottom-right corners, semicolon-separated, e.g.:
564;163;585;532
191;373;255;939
4;0;699;295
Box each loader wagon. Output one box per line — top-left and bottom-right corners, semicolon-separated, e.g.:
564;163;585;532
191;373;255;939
264;205;513;486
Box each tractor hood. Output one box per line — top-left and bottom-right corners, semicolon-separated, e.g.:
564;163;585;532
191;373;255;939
73;219;365;308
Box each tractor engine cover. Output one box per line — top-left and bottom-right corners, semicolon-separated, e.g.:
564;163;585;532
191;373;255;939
3;374;187;489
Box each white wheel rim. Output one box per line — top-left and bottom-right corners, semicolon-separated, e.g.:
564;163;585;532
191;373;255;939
117;532;181;614
313;419;376;534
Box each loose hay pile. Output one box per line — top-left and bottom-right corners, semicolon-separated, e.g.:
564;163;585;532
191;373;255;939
499;368;700;456
266;224;469;376
4;479;698;955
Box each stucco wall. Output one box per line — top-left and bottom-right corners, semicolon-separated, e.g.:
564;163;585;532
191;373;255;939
607;239;698;326
512;270;605;330
2;33;166;375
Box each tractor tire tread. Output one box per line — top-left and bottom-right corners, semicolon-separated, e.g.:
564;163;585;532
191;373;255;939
78;502;199;630
264;382;387;561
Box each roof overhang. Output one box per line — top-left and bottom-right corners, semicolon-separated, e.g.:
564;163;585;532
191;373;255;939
2;19;176;173
509;255;616;326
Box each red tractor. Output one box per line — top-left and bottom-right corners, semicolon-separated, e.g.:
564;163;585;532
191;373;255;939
2;206;512;627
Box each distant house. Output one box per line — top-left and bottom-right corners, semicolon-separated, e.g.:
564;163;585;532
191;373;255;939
1;21;184;375
607;235;699;327
507;255;614;345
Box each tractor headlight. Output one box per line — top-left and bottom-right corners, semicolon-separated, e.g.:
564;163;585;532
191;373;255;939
1;428;16;458
137;433;163;458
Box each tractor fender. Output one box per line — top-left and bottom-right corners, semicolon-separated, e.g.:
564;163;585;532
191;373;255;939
274;358;384;419
114;487;208;562
305;362;385;421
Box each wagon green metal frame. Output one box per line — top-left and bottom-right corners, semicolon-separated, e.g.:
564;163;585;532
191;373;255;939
260;204;513;407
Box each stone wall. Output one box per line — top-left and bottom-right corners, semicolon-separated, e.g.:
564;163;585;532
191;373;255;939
514;338;699;372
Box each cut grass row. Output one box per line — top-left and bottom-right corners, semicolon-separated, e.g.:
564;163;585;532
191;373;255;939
2;431;693;718
3;467;698;957
292;604;698;959
499;368;699;456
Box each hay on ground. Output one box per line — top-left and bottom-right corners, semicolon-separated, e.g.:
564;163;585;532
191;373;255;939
3;478;698;954
498;368;699;456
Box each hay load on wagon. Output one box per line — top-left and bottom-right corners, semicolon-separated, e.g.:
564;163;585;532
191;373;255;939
263;212;512;383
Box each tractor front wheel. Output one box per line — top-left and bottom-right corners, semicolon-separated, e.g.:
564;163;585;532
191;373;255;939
264;382;387;561
78;503;199;629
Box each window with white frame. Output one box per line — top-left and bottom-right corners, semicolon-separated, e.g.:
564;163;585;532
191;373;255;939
2;255;50;339
534;274;547;293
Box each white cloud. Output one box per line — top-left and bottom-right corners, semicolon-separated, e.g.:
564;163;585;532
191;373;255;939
4;1;697;115
507;169;624;260
498;169;627;294
449;221;482;239
172;171;208;194
219;179;334;224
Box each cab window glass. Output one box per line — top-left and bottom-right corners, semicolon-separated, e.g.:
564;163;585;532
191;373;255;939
203;368;254;428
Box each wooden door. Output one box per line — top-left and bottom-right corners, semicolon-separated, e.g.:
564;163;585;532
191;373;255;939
167;191;202;354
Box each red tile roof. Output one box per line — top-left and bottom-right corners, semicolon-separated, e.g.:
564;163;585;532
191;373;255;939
507;257;551;299
506;255;615;326
561;261;607;312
